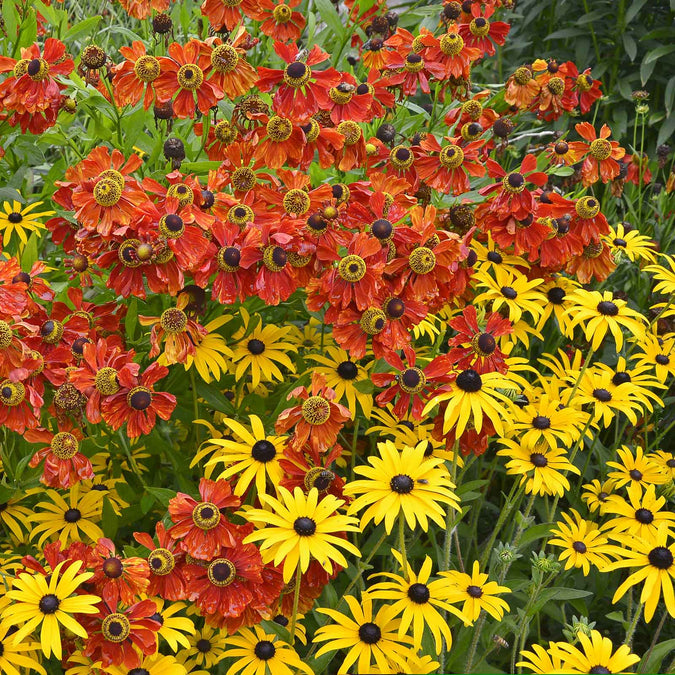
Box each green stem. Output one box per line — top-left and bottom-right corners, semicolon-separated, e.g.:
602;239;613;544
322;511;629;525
581;0;602;65
479;480;523;570
465;611;486;673
624;602;642;649
288;565;302;645
398;512;409;580
638;610;667;673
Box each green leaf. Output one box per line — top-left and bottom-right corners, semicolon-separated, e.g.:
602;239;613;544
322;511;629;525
545;28;586;40
196;381;236;415
146;487;176;507
315;0;346;42
665;76;675;116
180;161;223;173
353;379;374;394
643;44;675;65
65;15;101;41
625;0;649;24
622;33;637;62
125;298;138;341
640;57;657;86
140;493;155;514
658;113;675;147
550;165;575;176
20;233;39;270
101;497;119;539
518;522;553;547
639;638;675;674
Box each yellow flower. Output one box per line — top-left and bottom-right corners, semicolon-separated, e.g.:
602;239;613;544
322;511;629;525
344;440;460;533
1;560;99;660
183;315;233;383
243;486;361;583
231;310;297;388
203;414;286;496
549;509;614;575
474;267;545;324
605;222;657;263
30;484;105;548
536;276;580;334
367;549;466;651
517;641;566;674
0;200;54;247
607;445;670;489
225;624;313;675
439;560;511;626
0;621;46;675
633;331;675;383
314;594;415;674
105;652;187;675
567;289;646;351
603;523;675;621
497;439;579;497
581;478;617;515
177;623;227;670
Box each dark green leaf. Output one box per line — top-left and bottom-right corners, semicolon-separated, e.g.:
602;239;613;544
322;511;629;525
102;497;119;539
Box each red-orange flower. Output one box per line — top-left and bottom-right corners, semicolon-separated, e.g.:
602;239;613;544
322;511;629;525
275;372;352;453
112;41;160;109
154;40;223;118
416;135;485;194
244;0;307;42
168;477;241;560
575;122;625;186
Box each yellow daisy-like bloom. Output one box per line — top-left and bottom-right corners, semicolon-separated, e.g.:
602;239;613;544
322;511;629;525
552;629;640;673
473;267;545;324
439;560;511;626
269;611;307;645
243;486;361;583
607;445;670;488
422;368;515;437
573;368;643;428
314;594;414;674
203;415;286;496
649;449;675;480
517;641;566;674
604;524;675;622
602;482;675;542
177;623;228;670
231;312;297;388
538;348;584;389
646;255;675;318
605;222;657;263
369;652;441;674
581;478;617;515
1;560;99;660
64;650;104;675
225;624;313;675
148;597;193;652
595;356;664;411
566;289;646;351
510;393;588;449
183;315;233;383
305;346;373;417
633;332;675;383
106;652;187;675
344;440;460;533
536;276;580;334
287;317;326;351
0;622;46;675
0;200;54;246
367;549;466;652
411;313;444;342
472;234;531;272
549;509;614;575
0;492;34;541
497;439;580;497
30;484;105;548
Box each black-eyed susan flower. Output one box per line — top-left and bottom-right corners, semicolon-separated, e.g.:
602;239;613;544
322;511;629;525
367;549;466;651
649;450;675;480
567;289;646;351
0;622;45;675
536;276;580;334
607;445;669;488
369;652;441;674
344;440;460;533
313;593;414;674
183;315;233;383
177;623;227;671
549;509;614;575
582;479;617;515
243;486;360;583
105;652;188;675
605;222;657;263
604;524;675;621
1;560;99;659
0;200;54;246
602;482;675;541
0;491;34;541
30;485;105;548
645;255;675;318
633;332;675;383
422;368;514;437
203;415;286;496
439;560;511;625
510;393;588;449
149;598;193;652
497;439;579;497
225;624;313;675
305;346;373;418
231;312;297;388
517;641;565;673
473;267;545;324
551;629;640;673
595;356;665;411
